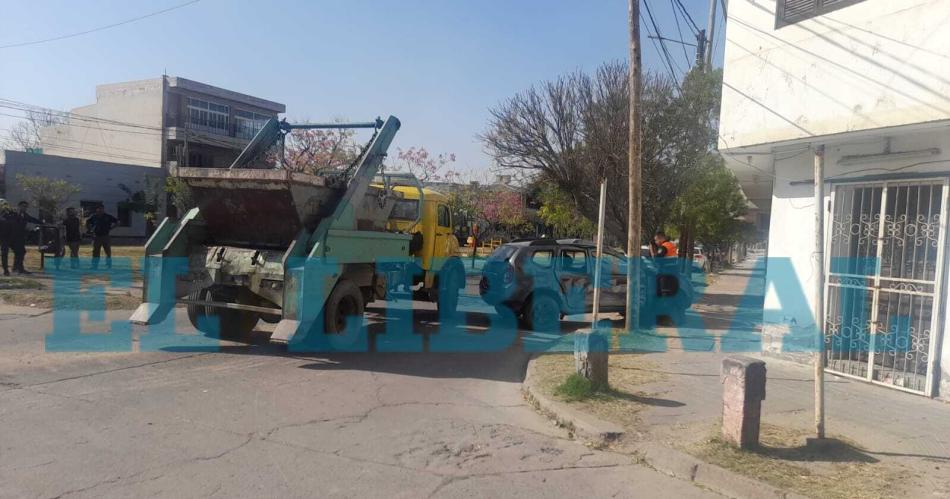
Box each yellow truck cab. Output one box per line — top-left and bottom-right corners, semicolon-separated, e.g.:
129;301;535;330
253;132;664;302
385;185;464;311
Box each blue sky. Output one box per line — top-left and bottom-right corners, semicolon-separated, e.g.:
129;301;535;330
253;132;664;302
0;0;725;176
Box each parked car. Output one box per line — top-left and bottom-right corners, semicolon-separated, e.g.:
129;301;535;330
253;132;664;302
479;238;694;331
693;246;709;272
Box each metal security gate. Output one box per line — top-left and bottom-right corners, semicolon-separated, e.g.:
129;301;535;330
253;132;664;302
825;179;949;395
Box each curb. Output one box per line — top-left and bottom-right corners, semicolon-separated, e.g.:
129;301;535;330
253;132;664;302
522;355;805;499
521;355;624;444
634;441;807;499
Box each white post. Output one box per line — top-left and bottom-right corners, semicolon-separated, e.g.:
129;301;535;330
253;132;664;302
814;145;826;439
592;178;608;328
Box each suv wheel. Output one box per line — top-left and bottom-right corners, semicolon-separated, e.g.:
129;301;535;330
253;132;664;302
524;294;560;332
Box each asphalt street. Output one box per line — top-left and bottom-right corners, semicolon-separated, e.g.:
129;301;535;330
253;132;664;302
0;298;717;498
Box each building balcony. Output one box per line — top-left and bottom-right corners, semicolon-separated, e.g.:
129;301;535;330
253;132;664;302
164;115;267;150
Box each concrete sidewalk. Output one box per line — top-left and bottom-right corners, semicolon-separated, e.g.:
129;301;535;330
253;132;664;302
632;255;950;497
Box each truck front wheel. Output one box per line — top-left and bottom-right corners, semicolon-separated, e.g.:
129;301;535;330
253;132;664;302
436;259;465;316
324;280;365;334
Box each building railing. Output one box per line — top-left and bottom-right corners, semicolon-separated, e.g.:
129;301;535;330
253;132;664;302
164;114;268;141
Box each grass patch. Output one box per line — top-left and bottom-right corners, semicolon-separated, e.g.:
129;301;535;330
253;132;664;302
20;246;146;278
533;352;669;429
689;425;905;499
554;372;606;401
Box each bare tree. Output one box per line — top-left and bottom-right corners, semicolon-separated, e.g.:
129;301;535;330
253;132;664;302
482;62;721;244
3;110;65;151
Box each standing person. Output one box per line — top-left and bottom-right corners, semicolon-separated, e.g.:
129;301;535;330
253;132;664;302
63;207;82;269
7;201;42;274
650;231;678;258
86;204;118;270
0;199;10;276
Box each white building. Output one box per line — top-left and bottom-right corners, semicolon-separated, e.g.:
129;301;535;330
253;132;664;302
719;0;950;398
40;76;285;169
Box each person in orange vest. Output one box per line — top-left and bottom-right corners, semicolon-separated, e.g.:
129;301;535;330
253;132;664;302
651;230;678;258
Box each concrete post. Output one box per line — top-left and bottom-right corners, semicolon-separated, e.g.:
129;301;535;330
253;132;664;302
721;356;766;449
575;331;609;388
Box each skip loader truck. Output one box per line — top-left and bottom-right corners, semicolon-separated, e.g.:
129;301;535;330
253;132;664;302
130;116;465;347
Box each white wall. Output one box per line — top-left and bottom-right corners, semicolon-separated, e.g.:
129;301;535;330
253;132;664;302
720;0;950;151
39;79;164;167
763;128;950;397
2;150;165;238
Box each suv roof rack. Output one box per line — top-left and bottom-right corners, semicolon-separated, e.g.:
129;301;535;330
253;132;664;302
556;238;595;246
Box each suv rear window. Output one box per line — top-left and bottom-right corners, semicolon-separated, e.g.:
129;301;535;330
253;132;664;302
531;249;554;268
559;249;588;273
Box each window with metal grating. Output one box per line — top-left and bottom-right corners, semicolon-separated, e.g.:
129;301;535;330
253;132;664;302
775;0;866;28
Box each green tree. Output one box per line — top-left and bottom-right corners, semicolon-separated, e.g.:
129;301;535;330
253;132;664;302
14;174;81;222
536;183;595;239
669;156;751;263
165;177;194;217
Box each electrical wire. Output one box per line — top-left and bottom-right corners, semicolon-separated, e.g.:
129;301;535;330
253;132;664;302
0;0;202;50
669;0;693;68
643;0;682;80
672;0;701;33
0;111;161;137
0;99;163;131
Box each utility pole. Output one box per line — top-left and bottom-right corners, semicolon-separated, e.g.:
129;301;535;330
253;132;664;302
695;29;707;68
704;0;718;69
625;0;642;331
813;145;827;440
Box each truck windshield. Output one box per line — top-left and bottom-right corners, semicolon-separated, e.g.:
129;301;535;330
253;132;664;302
390;199;419;221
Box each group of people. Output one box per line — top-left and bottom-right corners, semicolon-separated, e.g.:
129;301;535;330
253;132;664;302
0;201;119;275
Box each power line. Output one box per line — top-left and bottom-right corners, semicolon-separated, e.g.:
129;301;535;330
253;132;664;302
0;0;202;50
669;0;693;68
672;0;701;33
0;99;163;131
0;111;161;137
643;0;681;81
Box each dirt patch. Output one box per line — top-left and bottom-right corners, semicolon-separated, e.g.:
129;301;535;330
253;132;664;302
0;277;45;290
688;424;907;499
533;352;668;429
0;288;141;310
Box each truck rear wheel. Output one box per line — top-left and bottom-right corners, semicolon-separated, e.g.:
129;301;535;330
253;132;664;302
187;288;259;341
324;280;364;334
186;288;212;332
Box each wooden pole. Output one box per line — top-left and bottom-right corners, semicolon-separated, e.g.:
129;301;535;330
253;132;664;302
814;144;826;439
625;0;643;331
592;178;607;328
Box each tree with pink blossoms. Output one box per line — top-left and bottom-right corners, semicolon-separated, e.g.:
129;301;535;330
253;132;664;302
391;147;458;182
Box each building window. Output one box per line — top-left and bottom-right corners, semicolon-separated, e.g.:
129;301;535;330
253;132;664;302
117;202;132;227
775;0;865;28
235;110;272;140
187;97;230;134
